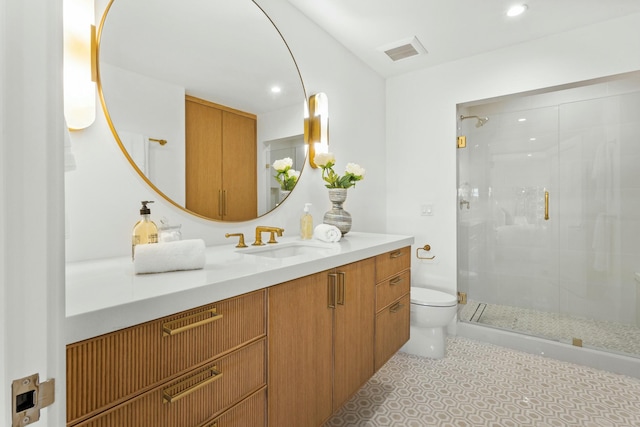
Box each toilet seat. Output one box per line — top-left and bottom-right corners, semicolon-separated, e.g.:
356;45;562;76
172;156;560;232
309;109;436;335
410;287;457;307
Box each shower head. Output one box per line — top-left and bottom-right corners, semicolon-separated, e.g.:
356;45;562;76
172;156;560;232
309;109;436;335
460;115;489;128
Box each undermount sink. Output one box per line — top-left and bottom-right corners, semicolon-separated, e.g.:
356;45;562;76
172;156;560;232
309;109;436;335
241;241;338;258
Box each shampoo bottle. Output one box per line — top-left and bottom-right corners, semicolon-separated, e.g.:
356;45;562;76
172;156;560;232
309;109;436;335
300;203;313;240
132;200;158;260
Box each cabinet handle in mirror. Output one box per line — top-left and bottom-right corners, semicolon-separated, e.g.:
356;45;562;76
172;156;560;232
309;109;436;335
390;250;405;259
223;190;228;216
328;273;337;308
390;301;404;313
390;276;404;286
545;190;549;220
162;308;223;336
162;365;222;404
218;190;223;217
337;272;346;305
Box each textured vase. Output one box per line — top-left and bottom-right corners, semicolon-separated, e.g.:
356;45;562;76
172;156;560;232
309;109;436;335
278;190;291;205
323;188;352;235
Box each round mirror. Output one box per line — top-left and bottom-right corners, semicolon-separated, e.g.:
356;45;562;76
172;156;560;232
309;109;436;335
97;0;307;221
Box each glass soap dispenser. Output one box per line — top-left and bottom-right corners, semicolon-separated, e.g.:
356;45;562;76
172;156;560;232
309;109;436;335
132;200;158;260
300;203;313;240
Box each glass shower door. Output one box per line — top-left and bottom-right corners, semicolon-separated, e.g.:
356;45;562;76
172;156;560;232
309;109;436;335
457;105;561;340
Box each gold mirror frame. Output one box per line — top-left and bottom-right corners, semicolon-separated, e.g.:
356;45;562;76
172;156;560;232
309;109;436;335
96;0;308;222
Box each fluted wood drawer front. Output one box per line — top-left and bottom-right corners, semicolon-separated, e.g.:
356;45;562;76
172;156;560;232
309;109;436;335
160;290;266;378
73;338;266;427
375;294;410;371
200;387;266;427
66;290;266;426
375;246;411;283
376;270;410;313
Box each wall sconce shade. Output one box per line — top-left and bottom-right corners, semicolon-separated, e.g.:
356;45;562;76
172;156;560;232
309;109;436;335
63;0;96;130
305;93;329;168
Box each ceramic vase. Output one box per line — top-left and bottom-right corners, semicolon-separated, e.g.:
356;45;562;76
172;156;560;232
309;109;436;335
323;188;352;235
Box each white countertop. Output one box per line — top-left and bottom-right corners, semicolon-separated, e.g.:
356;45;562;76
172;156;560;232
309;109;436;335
66;232;414;344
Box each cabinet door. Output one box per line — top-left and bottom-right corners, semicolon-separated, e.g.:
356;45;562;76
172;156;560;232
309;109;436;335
185;98;223;219
375;294;410;371
268;272;333;427
333;258;375;409
221;111;257;221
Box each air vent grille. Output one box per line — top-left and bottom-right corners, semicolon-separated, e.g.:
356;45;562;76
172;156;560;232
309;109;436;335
379;36;427;62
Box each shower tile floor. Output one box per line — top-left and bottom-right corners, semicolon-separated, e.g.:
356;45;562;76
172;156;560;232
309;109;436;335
459;300;640;357
324;337;640;427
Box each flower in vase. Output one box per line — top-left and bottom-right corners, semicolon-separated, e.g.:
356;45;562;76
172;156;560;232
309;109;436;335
314;152;365;189
273;157;299;191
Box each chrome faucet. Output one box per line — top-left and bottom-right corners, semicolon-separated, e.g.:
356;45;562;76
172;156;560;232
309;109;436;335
253;226;284;246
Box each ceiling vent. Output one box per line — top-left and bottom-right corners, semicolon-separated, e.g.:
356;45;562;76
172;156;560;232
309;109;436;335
379;36;427;62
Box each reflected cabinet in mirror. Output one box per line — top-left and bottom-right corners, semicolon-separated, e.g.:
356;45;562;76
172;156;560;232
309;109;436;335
97;0;307;221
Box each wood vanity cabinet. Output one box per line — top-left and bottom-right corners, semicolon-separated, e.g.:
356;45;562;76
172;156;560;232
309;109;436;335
374;246;411;371
268;257;376;427
185;95;257;221
66;290;267;427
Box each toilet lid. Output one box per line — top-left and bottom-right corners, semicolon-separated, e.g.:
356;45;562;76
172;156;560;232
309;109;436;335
410;287;458;307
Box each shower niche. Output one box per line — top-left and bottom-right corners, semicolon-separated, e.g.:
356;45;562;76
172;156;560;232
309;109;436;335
457;70;640;359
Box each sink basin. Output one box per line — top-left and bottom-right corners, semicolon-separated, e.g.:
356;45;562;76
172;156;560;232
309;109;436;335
241;241;338;259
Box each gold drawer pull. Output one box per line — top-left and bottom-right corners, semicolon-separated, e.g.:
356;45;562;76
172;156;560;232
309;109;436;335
163;308;223;336
390;301;404;313
390;250;405;259
163;366;222;404
337;271;346;305
328;273;337;308
389;276;404;286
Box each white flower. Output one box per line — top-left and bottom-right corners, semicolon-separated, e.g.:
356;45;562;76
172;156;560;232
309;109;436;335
345;163;365;178
273;157;293;172
287;169;300;179
314;152;335;168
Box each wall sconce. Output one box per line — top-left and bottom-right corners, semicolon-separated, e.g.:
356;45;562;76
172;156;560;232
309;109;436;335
63;0;96;130
305;93;329;168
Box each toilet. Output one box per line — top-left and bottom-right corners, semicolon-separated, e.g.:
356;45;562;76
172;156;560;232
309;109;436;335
401;286;458;359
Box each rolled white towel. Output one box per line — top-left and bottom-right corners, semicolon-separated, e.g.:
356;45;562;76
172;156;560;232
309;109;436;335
313;224;341;243
134;239;206;274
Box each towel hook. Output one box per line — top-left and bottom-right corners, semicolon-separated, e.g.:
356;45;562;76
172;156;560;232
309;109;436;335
416;244;435;260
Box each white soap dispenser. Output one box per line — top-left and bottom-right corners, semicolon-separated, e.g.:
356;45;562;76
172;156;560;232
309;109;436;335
132;200;159;260
300;203;313;240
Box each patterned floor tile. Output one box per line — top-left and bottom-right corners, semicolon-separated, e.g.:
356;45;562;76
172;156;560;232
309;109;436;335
324;337;640;427
459;300;640;357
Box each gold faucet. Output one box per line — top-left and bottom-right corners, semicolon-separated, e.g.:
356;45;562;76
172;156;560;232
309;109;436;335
253;226;284;246
225;233;248;248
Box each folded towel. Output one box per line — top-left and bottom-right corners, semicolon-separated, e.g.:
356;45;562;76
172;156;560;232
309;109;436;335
313;224;341;243
134;239;206;274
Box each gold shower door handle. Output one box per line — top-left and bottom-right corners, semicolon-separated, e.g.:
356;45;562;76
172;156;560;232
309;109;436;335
545;191;549;220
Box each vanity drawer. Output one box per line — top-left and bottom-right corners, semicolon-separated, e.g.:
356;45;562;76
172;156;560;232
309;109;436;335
67;290;266;425
375;246;411;282
375;294;410;371
376;270;411;312
200;387;266;427
73;338;266;427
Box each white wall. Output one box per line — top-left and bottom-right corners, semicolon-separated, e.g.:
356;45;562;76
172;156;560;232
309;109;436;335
386;13;640;299
65;0;386;262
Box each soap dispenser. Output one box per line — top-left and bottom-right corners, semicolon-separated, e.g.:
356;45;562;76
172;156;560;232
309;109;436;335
132;200;158;260
300;203;313;240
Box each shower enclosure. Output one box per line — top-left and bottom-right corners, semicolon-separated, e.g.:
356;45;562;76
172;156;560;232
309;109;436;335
457;72;640;359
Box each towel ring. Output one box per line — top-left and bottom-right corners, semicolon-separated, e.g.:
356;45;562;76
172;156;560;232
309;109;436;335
416;244;435;260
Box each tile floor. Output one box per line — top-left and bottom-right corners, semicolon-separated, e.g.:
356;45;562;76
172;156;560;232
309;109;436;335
325;337;640;427
459;300;640;357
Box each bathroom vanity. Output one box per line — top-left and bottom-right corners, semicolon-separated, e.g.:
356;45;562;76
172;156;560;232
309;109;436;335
65;232;413;427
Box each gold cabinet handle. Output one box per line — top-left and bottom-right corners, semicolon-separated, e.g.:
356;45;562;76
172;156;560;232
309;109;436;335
390;301;404;313
218;189;223;217
163;365;222;404
389;276;404;286
162;308;223;336
328;273;337;308
545;191;549;220
390;250;405;259
223;190;228;216
337;272;346;306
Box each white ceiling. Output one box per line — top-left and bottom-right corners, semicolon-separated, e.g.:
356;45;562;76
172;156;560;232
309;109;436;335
287;0;640;78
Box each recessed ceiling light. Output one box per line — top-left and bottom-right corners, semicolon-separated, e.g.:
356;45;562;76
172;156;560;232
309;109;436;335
507;4;528;17
271;86;282;94
529;137;536;141
518;118;527;122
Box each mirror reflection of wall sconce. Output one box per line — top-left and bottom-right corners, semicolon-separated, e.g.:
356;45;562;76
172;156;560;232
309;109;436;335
63;0;96;130
305;93;329;168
